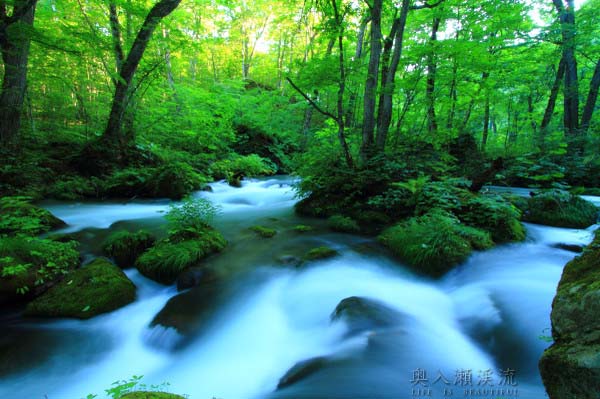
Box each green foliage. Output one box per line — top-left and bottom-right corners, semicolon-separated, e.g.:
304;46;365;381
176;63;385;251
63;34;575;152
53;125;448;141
95;375;180;399
303;246;339;261
415;182;466;216
458;195;526;243
379;211;490;277
0;196;65;236
103;230;156;268
499;155;566;188
293;225;313;233
24;258;136;319
166;197;221;232
151;162;207;200
328;215;360;234
249;225;277;238
104;168;156;198
135;228;226;285
210;154;275;180
46;175;103;200
0;237;79;301
524;190;598;228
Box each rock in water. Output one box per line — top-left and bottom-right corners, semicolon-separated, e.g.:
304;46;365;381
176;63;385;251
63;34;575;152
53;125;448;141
331;296;410;336
539;231;600;398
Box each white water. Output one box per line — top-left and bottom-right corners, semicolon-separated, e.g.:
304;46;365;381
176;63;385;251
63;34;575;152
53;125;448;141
2;179;598;399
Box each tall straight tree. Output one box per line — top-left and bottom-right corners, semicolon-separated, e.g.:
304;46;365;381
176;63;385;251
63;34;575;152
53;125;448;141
0;0;37;145
103;0;182;148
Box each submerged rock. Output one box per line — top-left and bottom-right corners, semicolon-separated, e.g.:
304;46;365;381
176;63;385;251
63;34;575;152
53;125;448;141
327;215;360;234
276;255;303;268
102;229;156;268
24;258;136;319
539;231;600;398
176;266;217;291
302;246;339;261
331;296;410;336
552;243;585;253
277;356;330;389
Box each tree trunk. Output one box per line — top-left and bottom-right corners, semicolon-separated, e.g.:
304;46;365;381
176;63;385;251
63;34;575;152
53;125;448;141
426;16;440;135
540;57;565;131
345;15;369;127
360;0;383;160
481;94;490;149
0;0;37;145
103;0;182;147
580;58;600;133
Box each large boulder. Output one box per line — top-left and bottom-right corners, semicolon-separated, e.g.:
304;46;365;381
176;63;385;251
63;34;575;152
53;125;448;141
0;196;65;236
103;229;156;268
0;237;79;305
524;190;598;228
135;228;226;285
539;231;600;398
24;258;136;319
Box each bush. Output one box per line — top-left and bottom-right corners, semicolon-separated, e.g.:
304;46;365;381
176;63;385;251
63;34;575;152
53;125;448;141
210;154;275;180
24;258;136;319
103;167;155;198
150;161;206;199
458;195;526;243
378;211;490;277
328;215;360;233
524;190;598;228
166;197;221;232
46;175;102;200
414;181;466;216
0;196;65;236
103;230;156;268
0;237;79;303
135;228;226;285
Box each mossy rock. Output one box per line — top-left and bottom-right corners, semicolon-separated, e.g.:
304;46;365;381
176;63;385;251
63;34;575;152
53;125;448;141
378;210;491;277
293;225;313;233
328;215;360;234
249;225;277;238
524;190;598;228
136;228;226;285
24;258;136;319
458;194;526;243
0;237;79;304
103;230;156;268
0;196;65;236
303;246;339;261
119;392;186;399
150;161;205;200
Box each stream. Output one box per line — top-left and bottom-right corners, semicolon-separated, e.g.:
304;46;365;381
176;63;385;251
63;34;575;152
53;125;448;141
0;177;597;399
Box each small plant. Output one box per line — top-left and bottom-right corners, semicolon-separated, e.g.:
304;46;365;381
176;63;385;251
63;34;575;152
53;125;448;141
166;197;221;232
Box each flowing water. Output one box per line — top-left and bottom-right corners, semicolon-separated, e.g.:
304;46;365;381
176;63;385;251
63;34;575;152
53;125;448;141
0;178;597;399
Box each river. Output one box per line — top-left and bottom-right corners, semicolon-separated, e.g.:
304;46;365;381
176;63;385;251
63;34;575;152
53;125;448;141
0;177;596;399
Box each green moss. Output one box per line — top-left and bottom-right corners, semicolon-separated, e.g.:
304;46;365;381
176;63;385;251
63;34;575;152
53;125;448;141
150;161;206;200
378;210;487;277
303;246;339;261
119;393;186;399
135;228;226;285
458;195;526;243
328;215;360;233
0;196;65;236
0;237;79;303
293;225;313;233
524;190;598;228
24;258;135;319
103;230;156;268
249;225;277;238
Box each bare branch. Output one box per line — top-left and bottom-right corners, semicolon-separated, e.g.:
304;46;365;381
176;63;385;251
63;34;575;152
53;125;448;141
285;77;338;121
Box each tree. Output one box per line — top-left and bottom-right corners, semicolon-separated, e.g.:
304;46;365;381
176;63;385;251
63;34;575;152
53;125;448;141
0;0;37;145
103;0;182;149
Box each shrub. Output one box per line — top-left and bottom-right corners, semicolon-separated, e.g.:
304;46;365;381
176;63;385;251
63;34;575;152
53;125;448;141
135;228;226;285
150;161;206;199
24;258;136;319
0;196;65;236
414;181;466;216
378;211;490;277
166;197;221;232
103;167;155;198
103;230;156;268
0;237;79;302
46;175;102;200
210;154;275;180
328;215;360;233
524;190;598;228
458;195;526;243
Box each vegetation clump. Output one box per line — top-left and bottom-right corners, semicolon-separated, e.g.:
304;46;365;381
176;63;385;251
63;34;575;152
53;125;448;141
0;196;65;236
293;225;313;233
458;195;526;242
328;215;360;233
24;258;136;319
378;210;493;277
0;237;79;303
249;225;277;238
523;190;598;228
103;230;156;268
303;246;339;261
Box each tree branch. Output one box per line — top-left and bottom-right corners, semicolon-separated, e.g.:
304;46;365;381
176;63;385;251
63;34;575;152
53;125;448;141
285;77;338;121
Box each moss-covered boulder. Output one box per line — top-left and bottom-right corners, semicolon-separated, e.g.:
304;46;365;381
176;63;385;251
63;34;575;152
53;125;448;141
293;225;313;233
328;215;360;233
539;232;600;398
150;161;205;200
249;225;277;238
0;196;65;236
24;258;135;319
135;228;226;285
119;392;186;399
0;237;79;304
103;230;156;268
524;190;598;228
458;195;526;243
378;210;493;277
303;246;339;261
